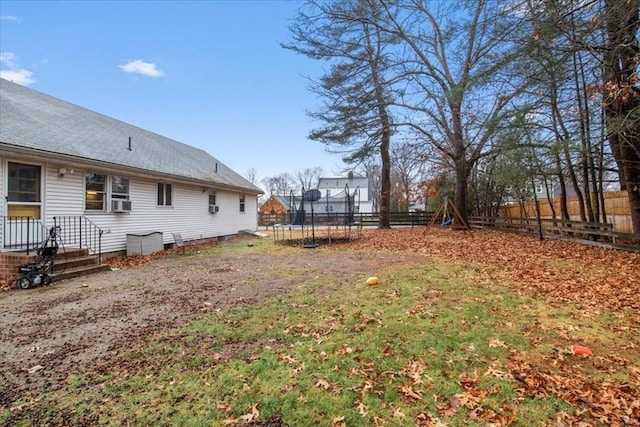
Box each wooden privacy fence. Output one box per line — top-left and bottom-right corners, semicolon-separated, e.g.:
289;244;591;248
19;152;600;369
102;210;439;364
469;216;640;253
499;191;632;233
259;213;289;227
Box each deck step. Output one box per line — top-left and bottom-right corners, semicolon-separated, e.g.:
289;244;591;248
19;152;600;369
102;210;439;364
54;247;89;259
51;264;110;282
53;254;99;271
50;247;106;281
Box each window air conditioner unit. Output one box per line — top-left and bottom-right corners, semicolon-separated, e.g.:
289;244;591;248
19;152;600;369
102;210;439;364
209;205;219;214
112;199;132;212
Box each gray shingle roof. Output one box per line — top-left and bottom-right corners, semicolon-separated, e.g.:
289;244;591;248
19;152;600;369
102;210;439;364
0;78;261;194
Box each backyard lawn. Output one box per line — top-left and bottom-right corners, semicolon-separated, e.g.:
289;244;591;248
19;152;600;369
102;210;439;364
1;228;638;426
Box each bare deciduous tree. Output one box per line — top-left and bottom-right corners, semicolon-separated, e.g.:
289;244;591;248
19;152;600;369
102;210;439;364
365;0;532;225
294;167;324;191
245;167;258;185
261;173;294;196
391;141;426;210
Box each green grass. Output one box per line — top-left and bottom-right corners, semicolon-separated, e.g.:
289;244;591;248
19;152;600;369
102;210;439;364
194;235;296;257
3;244;637;426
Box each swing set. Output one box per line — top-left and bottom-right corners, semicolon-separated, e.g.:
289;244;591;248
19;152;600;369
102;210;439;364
424;196;470;233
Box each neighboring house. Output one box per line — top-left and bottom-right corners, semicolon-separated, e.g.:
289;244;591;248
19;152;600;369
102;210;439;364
408;202;426;212
317;172;373;213
259;195;291;216
504;178;578;205
258;173;373;227
258;195;292;226
0;78;262;273
534;178;580;200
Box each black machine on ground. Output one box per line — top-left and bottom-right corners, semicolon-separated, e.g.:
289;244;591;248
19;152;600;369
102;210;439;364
16;226;61;289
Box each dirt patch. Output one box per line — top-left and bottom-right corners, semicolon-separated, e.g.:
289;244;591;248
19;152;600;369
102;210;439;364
2;228;638;409
0;238;426;401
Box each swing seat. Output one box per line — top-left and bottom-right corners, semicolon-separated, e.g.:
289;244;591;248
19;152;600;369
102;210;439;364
441;219;453;226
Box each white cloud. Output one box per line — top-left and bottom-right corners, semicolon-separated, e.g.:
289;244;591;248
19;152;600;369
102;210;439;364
0;52;17;66
0;15;22;23
0;52;35;85
0;69;35;85
118;59;164;77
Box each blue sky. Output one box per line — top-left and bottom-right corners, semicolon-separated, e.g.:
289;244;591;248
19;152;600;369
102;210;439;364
0;0;347;185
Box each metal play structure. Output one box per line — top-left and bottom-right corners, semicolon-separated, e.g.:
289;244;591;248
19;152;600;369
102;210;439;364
272;184;363;247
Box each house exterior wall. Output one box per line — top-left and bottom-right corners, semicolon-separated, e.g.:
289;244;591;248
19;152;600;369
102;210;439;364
2;154;258;254
317;177;373;213
259;196;288;215
318;177;371;200
0;154;4;219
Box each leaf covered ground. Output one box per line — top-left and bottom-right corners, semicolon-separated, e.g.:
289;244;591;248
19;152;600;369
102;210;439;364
346;228;640;314
335;228;640;425
1;228;638;426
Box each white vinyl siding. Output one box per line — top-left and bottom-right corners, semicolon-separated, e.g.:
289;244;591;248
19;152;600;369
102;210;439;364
2;157;259;254
44;164;84;220
0;157;4;218
84;179;257;253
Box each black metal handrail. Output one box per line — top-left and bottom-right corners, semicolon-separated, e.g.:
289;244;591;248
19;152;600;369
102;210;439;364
1;216;48;255
2;215;104;262
53;216;104;264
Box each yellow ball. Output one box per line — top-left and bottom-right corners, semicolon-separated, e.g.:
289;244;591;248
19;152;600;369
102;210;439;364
366;276;379;286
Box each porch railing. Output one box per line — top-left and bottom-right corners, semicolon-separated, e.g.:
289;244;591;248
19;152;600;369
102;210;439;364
2;216;104;263
53;216;104;264
1;216;48;255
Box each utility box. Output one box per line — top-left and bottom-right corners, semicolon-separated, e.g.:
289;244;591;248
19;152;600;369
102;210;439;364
126;231;163;256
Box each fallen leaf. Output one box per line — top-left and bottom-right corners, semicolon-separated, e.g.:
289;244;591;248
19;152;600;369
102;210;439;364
331;416;346;427
27;365;45;374
487;338;509;348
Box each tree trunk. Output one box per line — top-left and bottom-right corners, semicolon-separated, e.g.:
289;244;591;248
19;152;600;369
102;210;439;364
612;133;640;235
604;0;640;238
542;175;557;220
571;7;597;224
562;139;587;221
379;144;391;228
450;100;469;226
454;158;469;226
555;152;570;221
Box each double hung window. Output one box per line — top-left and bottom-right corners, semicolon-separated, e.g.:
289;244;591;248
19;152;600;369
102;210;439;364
85;173;106;211
158;183;172;206
239;194;245;213
85;173;131;211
